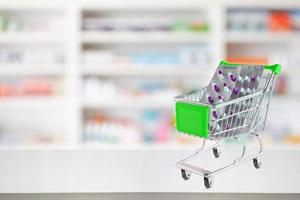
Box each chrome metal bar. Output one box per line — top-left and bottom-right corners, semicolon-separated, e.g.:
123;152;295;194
262;75;276;130
177;140;220;165
250;74;275;130
177;135;263;178
196;139;206;152
233;137;246;163
214;90;264;108
214;124;248;137
175;69;277;187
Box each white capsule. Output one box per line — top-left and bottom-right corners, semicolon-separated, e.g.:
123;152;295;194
224;86;230;93
240;88;246;95
237;75;243;82
244;75;250;82
246;88;252;94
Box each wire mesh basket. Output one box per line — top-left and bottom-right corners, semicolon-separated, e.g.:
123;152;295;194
175;61;281;189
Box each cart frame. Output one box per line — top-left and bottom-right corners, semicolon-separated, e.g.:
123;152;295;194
174;62;281;189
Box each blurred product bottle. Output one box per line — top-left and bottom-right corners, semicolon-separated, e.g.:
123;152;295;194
0;83;14;97
274;74;287;95
0;14;8;31
142;110;158;143
19;79;53;96
155;113;171;143
7;20;21;31
268;11;292;32
291;10;300;31
84;78;117;100
227;10;247;32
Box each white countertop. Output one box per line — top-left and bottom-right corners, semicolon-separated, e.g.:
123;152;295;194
0;149;299;193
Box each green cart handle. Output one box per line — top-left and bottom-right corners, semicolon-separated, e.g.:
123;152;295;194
264;64;281;75
220;60;281;75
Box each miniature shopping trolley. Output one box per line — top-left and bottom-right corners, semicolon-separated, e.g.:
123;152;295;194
174;61;281;189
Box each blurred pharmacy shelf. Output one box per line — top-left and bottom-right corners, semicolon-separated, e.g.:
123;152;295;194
0;2;70;148
81;31;211;44
0;0;299;150
80;142;300;150
1;141;299;150
0;97;66;109
226;32;300;44
0;32;66;44
0;64;66;76
0;144;68;150
0;143;200;150
82;66;210;77
82;99;172;109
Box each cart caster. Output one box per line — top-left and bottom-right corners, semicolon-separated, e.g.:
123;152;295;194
204;177;213;189
253;158;261;169
181;169;191;180
213;147;221;158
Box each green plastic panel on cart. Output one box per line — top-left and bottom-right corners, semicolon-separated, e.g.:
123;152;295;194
175;102;209;138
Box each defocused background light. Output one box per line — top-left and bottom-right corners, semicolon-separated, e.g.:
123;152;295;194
0;0;299;150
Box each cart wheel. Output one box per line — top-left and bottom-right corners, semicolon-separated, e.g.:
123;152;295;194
204;177;213;189
213;147;221;158
181;169;191;180
253;158;261;169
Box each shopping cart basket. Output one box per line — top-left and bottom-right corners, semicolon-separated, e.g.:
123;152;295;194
174;61;281;189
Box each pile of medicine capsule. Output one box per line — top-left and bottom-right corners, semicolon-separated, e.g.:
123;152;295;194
201;63;265;135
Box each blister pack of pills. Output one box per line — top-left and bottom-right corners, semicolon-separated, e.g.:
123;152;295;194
202;62;265;135
202;63;264;106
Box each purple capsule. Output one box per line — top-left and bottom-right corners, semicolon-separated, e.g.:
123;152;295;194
212;111;218;118
230;74;237;82
214;85;220;92
251;76;257;82
225;124;230;130
208;96;214;104
233;87;239;95
218;70;224;79
218;96;224;102
217;96;224;103
223;83;227;87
